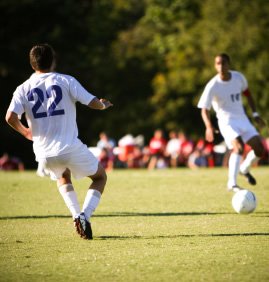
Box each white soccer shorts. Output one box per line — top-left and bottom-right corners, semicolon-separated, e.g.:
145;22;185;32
218;117;258;149
37;144;99;180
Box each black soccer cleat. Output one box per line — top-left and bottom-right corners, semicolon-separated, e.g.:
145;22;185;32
227;185;243;193
241;172;256;186
74;213;93;240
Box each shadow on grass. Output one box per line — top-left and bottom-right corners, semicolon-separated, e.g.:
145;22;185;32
0;215;70;220
97;232;269;240
0;211;268;220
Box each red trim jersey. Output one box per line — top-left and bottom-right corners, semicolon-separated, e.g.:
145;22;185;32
198;71;248;122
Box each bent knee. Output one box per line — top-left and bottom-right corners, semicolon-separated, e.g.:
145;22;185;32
91;164;107;182
254;146;265;158
232;145;244;155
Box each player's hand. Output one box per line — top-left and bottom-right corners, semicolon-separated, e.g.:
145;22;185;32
254;116;266;128
100;99;113;109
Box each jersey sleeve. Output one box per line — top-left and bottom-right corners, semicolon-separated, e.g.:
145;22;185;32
238;72;248;92
7;88;25;116
69;77;96;105
197;82;214;110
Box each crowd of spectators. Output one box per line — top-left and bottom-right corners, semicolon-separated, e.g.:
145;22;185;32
2;130;268;172
92;131;269;171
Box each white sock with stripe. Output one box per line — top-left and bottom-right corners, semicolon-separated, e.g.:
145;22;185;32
240;150;259;174
58;184;81;219
82;189;101;221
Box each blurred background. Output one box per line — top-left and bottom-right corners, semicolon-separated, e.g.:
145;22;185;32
1;0;269;169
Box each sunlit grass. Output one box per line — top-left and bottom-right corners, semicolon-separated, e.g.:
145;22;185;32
0;167;268;282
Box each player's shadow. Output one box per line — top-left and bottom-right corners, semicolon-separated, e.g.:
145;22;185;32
0;211;269;220
97;232;269;240
94;211;233;217
94;211;269;217
0;215;70;220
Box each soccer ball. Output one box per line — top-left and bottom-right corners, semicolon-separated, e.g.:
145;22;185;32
232;189;257;214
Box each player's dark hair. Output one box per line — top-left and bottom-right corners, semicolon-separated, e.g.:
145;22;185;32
29;44;55;71
217;53;230;64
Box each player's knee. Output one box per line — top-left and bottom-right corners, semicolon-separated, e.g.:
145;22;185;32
254;145;265;158
232;138;244;155
91;164;107;185
232;145;244;155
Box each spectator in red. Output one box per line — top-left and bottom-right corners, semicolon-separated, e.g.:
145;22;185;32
148;129;167;169
177;131;194;166
0;153;24;171
98;148;114;171
126;146;144;168
97;132;115;170
195;139;215;167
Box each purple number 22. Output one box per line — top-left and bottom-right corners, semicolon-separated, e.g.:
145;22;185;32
27;85;65;119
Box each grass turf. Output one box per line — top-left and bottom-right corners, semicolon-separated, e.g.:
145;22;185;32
0;167;268;282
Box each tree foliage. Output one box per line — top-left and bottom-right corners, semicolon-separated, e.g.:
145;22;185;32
1;0;269;167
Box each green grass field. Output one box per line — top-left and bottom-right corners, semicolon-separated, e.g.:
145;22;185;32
0;167;268;282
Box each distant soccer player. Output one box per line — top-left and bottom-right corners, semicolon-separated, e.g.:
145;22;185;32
197;53;265;192
6;44;113;239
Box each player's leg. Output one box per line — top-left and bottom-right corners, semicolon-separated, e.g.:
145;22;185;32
148;155;158;169
38;156;81;220
77;163;107;240
57;168;81;219
227;137;244;191
240;135;265;185
81;163;107;220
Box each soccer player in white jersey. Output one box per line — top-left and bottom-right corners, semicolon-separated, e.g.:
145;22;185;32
197;53;265;192
5;44;113;239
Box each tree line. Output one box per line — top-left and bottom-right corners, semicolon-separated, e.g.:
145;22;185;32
1;0;269;168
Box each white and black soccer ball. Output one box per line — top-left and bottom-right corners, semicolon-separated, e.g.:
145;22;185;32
232;189;257;214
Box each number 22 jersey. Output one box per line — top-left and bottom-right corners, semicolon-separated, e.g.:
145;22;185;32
8;72;96;161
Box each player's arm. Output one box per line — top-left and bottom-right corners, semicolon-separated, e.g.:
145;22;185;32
5;111;32;141
243;89;266;127
201;108;215;142
88;97;113;110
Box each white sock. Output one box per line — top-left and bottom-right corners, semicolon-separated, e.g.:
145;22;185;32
240;150;259;174
228;153;242;188
59;184;81;219
82;189;101;221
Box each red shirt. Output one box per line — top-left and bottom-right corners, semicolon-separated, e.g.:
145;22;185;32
149;137;167;155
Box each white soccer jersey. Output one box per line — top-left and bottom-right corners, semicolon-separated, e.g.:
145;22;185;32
197;71;248;122
8;72;96;160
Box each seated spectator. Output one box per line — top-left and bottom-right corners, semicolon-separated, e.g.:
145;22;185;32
188;149;208;169
117;134;136;167
195;139;215;167
148;129;167;169
165;130;180;168
97;132;116;151
126;146;144;168
177;131;194;166
0;153;24;171
97;132;116;170
99;148;114;171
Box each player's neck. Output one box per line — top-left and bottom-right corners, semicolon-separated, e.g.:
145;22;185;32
35;70;52;74
219;71;231;81
34;66;55;74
